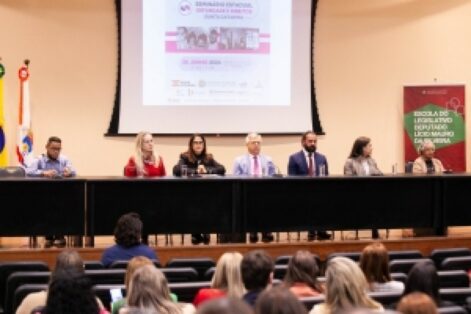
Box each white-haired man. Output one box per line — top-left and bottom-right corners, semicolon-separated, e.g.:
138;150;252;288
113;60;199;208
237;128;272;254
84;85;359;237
233;133;276;243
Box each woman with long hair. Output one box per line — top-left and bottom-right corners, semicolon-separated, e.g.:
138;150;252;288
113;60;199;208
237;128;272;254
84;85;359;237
193;252;245;307
360;243;404;293
309;257;383;314
283;251;323;298
173;133;226;244
124;131;166;177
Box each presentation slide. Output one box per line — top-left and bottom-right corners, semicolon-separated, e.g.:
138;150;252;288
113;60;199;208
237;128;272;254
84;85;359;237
119;0;313;134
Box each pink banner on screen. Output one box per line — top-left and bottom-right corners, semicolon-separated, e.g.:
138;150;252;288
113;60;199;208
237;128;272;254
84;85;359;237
165;41;270;54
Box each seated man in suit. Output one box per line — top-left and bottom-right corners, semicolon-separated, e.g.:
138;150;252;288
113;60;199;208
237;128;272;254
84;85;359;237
233;133;276;243
25;136;76;247
288;131;331;241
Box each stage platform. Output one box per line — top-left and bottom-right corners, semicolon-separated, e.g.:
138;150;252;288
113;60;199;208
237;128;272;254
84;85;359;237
1;232;471;269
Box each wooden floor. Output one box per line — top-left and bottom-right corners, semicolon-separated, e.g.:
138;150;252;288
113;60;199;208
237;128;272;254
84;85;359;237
1;228;471;268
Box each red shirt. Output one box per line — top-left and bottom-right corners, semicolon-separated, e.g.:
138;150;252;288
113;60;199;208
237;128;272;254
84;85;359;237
124;156;166;177
193;288;226;307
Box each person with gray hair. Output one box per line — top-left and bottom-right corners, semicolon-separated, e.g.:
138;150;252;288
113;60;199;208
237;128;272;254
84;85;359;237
412;140;445;174
233;133;276;243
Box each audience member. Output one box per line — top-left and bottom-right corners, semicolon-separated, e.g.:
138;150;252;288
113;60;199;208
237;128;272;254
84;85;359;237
193;252;245;307
123;264;194;314
196;297;253;314
309;257;383;314
233;133;276;243
255;286;307;314
111;256;178;314
241;250;274;307
360;243;404;293
17;250;105;314
283;250;323;298
33;268;106;314
173;134;226;245
287;131;331;241
397;292;438;314
404;260;454;307
101;212;159;267
124;132;166;177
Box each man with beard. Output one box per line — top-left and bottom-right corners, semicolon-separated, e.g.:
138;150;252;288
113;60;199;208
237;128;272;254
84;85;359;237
288;131;331;241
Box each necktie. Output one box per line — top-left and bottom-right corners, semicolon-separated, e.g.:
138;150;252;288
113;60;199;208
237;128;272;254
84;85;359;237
308;152;314;176
253;156;260;176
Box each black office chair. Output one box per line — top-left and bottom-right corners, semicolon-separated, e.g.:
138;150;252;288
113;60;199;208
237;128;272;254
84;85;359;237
390;272;407;284
274;265;288;280
389;258;433;274
0;166;26;177
161;268;198;283
84;261;105;270
5;271;51;314
12;284;48;314
203;267;215;281
85;269;126;285
0;262;49;314
441;256;471;272
438;306;467;314
431;248;471;268
368;290;402;307
438;270;470;288
168;281;211;303
166;258;215;280
440;288;471;306
388;250;423;261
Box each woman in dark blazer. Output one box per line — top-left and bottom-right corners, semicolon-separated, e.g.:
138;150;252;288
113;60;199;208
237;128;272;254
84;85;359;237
173;134;226;245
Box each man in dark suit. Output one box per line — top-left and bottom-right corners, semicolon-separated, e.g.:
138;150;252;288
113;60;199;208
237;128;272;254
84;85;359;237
288;131;331;241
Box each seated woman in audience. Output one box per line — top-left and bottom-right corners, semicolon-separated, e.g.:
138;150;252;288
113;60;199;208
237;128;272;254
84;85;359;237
255;286;307;314
173;133;226;244
397;292;438;314
412;140;444;174
283;250;323;298
124;131;166;177
193;252;245;307
310;257;384;314
101;212;159;267
404;260;454;307
344;136;382;239
360;243;404;293
196;297;253;314
111;256;178;314
17;250;105;314
121;264;194;314
33;268;108;314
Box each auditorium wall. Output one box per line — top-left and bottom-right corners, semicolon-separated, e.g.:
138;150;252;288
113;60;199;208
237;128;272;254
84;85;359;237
0;0;470;176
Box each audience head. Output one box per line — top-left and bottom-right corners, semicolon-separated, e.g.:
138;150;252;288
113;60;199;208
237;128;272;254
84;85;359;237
45;136;62;160
417;140;436;160
404;260;440;305
212;252;245;298
54;250;84;275
324;257;381;313
125;256;154;291
126;264;180;314
397;292;438;314
360;242;391;284
241;250;274;291
196;297;253;314
284;250;322;293
188;133;207;158
114;212;143;248
245;133;262;156
45;268;99;314
255;286;307;314
301;131;317;153
349;136;372;158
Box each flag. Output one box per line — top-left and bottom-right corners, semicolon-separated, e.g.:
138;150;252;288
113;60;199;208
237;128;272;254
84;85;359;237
16;61;33;166
0;61;8;167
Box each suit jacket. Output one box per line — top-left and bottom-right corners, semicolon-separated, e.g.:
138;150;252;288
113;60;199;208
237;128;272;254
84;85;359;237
233;154;276;176
412;156;444;174
344;157;382;176
287;150;329;176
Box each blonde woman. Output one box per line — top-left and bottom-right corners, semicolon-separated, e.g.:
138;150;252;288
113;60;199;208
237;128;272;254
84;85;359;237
193;252;245;307
310;257;383;314
124;132;166;177
121;265;194;314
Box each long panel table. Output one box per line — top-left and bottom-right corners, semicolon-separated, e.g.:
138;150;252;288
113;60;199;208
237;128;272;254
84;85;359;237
1;175;470;243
